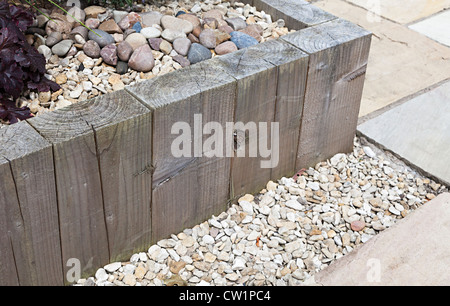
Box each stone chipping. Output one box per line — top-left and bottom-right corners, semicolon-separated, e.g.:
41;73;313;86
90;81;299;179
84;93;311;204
4;0;293;125
76;137;448;286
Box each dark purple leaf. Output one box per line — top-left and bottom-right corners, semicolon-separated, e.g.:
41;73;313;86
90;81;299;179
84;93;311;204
0;98;32;123
0;1;56;124
0;27;21;50
0;1;11;29
28;76;61;92
9;4;33;31
23;43;46;73
0;61;24;99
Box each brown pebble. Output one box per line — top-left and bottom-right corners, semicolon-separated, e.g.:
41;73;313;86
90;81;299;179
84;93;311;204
350;220;365;231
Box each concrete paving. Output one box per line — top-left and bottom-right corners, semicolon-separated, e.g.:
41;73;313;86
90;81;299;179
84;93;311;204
311;0;450;117
358;80;450;186
409;10;450;47
304;0;450;286
346;0;450;24
313;193;450;286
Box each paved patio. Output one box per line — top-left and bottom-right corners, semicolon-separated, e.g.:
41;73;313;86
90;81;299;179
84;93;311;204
305;0;450;286
313;193;450;286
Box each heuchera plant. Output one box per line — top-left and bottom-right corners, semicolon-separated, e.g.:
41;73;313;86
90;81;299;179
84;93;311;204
0;1;60;124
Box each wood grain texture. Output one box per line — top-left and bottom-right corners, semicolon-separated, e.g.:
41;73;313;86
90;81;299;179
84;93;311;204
0;122;63;286
261;39;309;180
92;95;152;263
0;156;21;286
28;90;152;279
282;18;372;169
209;46;278;198
253;0;336;30
126;61;236;242
236;0;253;5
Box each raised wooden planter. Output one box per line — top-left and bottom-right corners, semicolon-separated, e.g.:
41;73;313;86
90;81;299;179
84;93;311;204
0;0;371;285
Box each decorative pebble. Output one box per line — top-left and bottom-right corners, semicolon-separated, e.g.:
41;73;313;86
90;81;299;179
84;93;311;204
161;28;187;42
148;37;162;51
187;43;211;64
88;29;115;48
140;26;161;39
132;22;142;33
172;37;191;56
199;28;217;48
117;41;134;62
124;33;147;50
350;220;366;231
83;39;101;58
230;31;258;49
98;19;123;34
225;17;248;31
172;55;190;67
9;1;304;134
159;39;172;55
73;133;445;287
37;45;52;60
140;11;163;27
51;39;73;57
116;61;128;75
100;44;118;66
128;44;155;72
45;31;62;47
160;15;194;34
176;11;186;17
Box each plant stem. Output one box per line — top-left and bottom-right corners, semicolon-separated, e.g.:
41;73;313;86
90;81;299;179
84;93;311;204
21;0;56;23
46;0;101;37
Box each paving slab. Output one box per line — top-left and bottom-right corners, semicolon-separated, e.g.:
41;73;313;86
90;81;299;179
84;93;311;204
313;0;450;117
409;10;450;47
314;192;450;285
358;80;450;186
346;0;450;24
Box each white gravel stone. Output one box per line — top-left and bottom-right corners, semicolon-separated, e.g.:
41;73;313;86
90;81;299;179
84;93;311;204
69;85;83;99
209;219;222;228
285;199;304;211
123;264;136;275
307;181;320;191
202;234;215;244
363;146;376;158
232;257;246;270
95;268;108;283
389;206;401;215
82;132;444;287
247;230;260;241
104;262;121;273
138;252;148;262
239;200;254;215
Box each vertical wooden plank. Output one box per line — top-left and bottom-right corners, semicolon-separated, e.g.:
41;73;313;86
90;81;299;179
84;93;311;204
28;90;152;280
29;114;107;282
210;46;279;198
0;122;63;286
94;93;152;263
126;61;236;242
0;156;20;286
260;39;309;180
281;18;372;169
253;0;336;30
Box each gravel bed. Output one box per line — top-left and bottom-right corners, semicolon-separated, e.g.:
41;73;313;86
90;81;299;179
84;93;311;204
75;136;448;286
1;0;293;126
